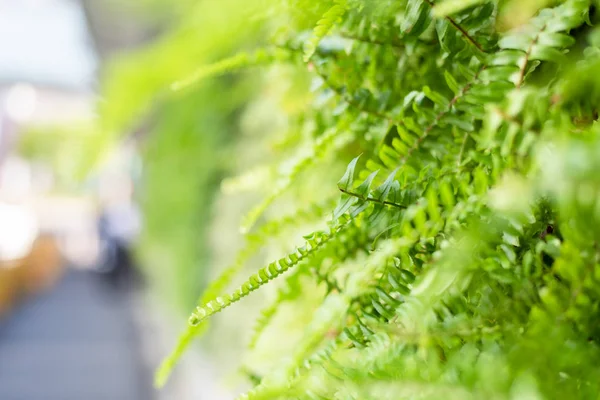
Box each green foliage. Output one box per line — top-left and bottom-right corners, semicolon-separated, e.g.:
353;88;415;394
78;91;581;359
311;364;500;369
99;0;276;310
107;0;600;397
303;0;348;61
135;83;243;310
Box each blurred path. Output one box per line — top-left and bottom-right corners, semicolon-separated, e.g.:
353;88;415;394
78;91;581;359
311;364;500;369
0;269;152;400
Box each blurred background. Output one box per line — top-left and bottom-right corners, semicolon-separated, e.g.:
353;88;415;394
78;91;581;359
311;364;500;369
0;0;280;399
0;0;351;397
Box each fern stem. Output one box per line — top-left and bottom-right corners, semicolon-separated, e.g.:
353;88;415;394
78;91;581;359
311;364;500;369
425;0;486;53
457;132;469;167
339;187;408;209
515;25;546;88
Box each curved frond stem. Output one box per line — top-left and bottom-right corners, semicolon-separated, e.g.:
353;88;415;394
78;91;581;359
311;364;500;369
515;26;545;88
202;196;337;306
189;221;352;326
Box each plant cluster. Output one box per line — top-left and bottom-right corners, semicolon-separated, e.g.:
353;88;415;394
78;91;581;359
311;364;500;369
151;0;600;398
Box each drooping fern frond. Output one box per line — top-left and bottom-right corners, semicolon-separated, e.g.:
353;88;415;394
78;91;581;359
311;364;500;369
157;215;353;382
200;196;336;309
190;225;349;326
237;237;414;400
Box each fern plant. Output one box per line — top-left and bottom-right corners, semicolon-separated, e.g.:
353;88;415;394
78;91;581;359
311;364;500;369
148;0;600;398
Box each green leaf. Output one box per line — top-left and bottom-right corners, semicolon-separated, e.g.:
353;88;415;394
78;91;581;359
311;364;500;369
423;85;450;107
489;50;526;67
498;34;533;51
354;171;380;197
402;0;432;36
333;194;357;220
537;32;576;48
338;156;361;191
530;45;565;62
444;70;460;94
372;169;400;201
304;0;348;62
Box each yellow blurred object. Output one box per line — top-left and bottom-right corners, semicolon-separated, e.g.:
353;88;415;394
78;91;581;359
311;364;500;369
21;235;63;295
0;262;22;317
0;235;63;318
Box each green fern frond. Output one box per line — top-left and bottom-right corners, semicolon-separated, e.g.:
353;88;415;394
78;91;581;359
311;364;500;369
189;222;350;326
171;47;291;91
358;65;485;186
304;0;348;62
237;238;411;400
200;196;336;310
156;218;351;387
426;0;488;54
154;322;206;388
490;0;589;88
